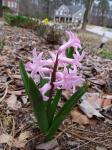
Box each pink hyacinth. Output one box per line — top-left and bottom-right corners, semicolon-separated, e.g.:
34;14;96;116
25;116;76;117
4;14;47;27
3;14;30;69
39;83;51;101
48;51;84;68
26;49;51;82
54;67;83;92
26;31;85;101
59;31;81;54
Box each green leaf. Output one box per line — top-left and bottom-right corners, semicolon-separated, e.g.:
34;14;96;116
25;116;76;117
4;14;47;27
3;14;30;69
39;77;49;88
48;89;62;126
46;84;88;140
19;60;29;94
28;77;49;133
19;60;49;133
66;47;74;58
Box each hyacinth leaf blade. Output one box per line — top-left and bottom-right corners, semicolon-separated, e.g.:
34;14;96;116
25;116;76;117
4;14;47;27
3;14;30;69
46;84;88;140
39;77;49;88
66;47;74;58
48;89;62;126
19;60;29;94
19;60;49;133
28;77;49;133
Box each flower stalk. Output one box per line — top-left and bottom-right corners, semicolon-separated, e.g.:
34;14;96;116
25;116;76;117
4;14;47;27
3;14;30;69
48;53;59;111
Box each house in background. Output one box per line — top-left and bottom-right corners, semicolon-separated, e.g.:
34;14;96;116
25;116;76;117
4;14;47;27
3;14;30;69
3;0;19;12
54;4;85;23
2;0;39;16
54;0;112;27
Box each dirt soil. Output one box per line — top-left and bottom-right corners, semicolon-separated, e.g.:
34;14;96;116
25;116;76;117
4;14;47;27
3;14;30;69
0;25;112;150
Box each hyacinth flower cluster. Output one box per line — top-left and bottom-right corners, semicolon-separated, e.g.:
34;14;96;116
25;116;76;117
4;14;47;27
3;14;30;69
19;31;88;141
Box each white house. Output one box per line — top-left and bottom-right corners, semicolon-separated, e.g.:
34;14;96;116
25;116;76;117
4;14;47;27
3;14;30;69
54;4;85;23
3;0;19;12
2;0;39;14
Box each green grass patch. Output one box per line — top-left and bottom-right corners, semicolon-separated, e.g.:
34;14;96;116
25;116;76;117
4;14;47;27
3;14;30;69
100;48;112;60
0;40;4;49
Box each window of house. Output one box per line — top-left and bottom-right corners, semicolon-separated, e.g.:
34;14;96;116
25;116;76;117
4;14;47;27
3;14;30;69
8;1;11;7
64;11;67;15
70;18;72;21
3;0;5;6
32;0;38;5
79;13;82;16
56;11;59;15
11;2;14;8
14;2;17;8
60;10;63;15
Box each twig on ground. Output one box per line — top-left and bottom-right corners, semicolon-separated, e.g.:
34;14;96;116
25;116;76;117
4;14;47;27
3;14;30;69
0;81;12;103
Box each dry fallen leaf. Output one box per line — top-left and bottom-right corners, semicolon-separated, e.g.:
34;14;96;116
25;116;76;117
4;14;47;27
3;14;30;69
96;146;107;150
13;131;31;148
101;99;111;108
62;89;72;100
102;95;112;100
81;92;102;109
71;109;89;125
12;74;21;79
21;96;28;104
13;139;26;148
0;134;13;145
18;131;31;141
8;90;24;96
6;94;22;110
36;139;59;150
79;100;104;118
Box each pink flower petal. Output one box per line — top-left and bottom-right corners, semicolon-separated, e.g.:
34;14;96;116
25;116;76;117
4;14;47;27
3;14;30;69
39;83;51;101
59;31;81;53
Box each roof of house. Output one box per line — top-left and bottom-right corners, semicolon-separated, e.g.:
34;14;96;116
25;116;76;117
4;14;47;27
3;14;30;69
55;4;84;17
3;0;17;2
67;5;83;14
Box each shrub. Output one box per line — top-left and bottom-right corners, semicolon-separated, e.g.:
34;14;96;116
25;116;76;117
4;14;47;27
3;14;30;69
45;27;61;45
36;23;61;45
36;23;48;37
4;13;38;30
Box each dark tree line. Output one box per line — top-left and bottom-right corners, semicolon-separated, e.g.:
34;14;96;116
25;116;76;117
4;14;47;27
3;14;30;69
82;0;110;29
0;0;2;17
98;0;109;25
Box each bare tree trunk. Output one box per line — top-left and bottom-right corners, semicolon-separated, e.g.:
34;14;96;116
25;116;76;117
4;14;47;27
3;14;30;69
0;0;2;17
82;7;89;30
19;0;36;17
102;14;104;26
47;0;49;18
82;0;94;30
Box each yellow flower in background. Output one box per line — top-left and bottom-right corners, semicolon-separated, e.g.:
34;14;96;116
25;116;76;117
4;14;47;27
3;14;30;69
42;18;49;25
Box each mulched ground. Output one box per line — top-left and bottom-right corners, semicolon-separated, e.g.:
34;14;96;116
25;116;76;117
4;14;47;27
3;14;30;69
0;25;112;150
